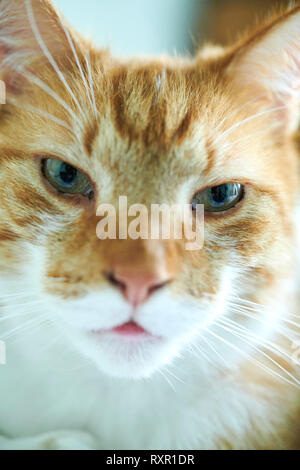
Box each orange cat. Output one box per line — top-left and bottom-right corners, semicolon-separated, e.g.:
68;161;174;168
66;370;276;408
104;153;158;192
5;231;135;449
0;0;299;450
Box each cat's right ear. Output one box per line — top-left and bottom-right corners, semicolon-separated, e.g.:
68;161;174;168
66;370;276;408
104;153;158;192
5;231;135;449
0;0;78;95
226;6;300;135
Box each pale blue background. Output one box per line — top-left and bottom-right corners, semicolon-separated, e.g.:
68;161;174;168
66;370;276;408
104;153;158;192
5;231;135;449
53;0;203;56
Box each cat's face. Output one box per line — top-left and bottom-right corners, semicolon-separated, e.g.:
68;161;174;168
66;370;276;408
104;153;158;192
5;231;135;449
0;1;299;378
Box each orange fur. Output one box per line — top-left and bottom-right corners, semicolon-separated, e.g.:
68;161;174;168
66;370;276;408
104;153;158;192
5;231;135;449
0;0;299;449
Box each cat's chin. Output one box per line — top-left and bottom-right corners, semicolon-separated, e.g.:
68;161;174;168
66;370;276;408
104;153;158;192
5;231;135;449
68;327;177;379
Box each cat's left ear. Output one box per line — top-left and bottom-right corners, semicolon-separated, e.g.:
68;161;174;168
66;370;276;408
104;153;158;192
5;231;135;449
226;7;300;135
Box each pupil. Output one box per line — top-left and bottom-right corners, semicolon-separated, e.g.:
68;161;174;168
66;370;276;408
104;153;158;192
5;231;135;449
211;185;228;204
59;163;77;185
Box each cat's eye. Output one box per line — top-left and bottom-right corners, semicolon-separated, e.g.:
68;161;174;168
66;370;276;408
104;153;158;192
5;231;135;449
42;159;94;199
192;183;244;213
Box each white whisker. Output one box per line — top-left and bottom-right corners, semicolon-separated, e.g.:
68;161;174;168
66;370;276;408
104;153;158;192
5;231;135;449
212;93;268;135
219;316;296;365
214;104;289;144
163;366;186;385
25;0;84;119
1;312;49;341
200;332;229;368
157;369;176;392
9;99;75;134
57;12;95;118
221;122;280;150
228;305;300;343
229;301;300;331
85;50;98;118
206;326;299;388
214;321;300;387
189;342;215;368
10;65;82;131
230;295;300;320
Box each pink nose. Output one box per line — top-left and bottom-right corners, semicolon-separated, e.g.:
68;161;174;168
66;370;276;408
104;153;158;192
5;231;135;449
104;269;171;307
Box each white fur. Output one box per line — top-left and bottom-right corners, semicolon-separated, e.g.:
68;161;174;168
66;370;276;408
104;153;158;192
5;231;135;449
0;238;298;449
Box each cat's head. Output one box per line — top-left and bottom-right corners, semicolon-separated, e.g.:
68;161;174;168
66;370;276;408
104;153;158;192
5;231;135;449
0;0;299;378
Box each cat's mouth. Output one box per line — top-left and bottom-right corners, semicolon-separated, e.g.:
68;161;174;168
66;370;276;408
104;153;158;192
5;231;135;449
112;321;148;336
90;321;157;340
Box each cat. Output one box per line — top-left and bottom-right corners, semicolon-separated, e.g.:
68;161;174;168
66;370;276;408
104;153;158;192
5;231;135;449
0;0;299;450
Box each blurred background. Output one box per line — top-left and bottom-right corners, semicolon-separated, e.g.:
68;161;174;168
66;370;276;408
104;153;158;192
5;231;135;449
54;0;291;56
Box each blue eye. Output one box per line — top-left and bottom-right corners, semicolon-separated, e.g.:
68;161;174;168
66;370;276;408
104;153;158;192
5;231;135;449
192;183;244;213
42;159;94;198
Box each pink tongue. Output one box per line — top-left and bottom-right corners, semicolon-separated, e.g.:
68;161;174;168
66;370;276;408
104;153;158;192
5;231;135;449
113;321;146;335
